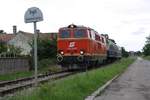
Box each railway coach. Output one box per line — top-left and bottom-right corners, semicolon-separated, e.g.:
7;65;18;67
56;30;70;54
57;24;107;68
102;34;122;61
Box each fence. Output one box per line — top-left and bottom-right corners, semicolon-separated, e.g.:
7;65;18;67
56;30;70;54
0;57;30;75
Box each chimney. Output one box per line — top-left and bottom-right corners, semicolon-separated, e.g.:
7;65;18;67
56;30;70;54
36;29;40;39
13;25;17;34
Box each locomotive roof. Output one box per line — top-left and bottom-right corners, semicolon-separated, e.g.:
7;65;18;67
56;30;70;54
60;24;99;32
59;24;103;37
60;25;88;30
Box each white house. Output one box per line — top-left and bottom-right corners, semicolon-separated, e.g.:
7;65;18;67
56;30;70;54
8;31;57;55
8;31;33;55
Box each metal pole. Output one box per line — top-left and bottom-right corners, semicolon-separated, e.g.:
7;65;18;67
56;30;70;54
33;22;38;86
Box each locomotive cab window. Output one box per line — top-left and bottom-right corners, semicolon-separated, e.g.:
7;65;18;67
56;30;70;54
102;37;104;43
74;29;86;38
60;30;70;38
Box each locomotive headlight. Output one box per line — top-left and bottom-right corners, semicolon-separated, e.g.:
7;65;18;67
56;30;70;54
80;51;84;55
71;25;74;28
60;51;64;55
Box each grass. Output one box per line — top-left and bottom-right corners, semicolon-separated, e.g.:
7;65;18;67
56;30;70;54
0;71;33;81
143;56;150;60
7;57;135;100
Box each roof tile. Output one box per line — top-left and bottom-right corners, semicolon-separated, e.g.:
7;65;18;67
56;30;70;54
0;34;15;43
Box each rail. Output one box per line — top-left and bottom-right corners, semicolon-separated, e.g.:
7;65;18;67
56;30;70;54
0;70;75;97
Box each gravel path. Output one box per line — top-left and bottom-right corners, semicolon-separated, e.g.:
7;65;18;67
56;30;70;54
95;57;150;100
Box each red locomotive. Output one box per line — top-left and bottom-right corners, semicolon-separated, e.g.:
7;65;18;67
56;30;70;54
57;24;107;68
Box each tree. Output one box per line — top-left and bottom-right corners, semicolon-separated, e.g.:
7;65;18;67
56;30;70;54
143;44;150;56
0;30;6;34
37;38;57;60
143;35;150;56
8;45;22;56
146;35;150;44
30;38;57;60
0;43;7;53
135;51;142;56
121;47;129;57
0;43;22;57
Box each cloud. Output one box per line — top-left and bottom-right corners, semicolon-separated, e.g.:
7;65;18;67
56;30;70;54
0;0;150;51
132;27;146;35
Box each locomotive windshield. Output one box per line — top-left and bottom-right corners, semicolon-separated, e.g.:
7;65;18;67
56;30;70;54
60;30;70;38
74;29;86;38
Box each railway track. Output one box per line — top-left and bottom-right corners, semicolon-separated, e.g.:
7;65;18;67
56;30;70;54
0;70;75;97
0;61;116;97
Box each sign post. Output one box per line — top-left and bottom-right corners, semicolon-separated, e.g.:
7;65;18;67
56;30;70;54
24;7;43;86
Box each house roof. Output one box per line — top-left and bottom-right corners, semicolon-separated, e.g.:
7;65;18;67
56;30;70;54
38;32;57;39
18;31;57;40
0;31;57;43
0;34;15;43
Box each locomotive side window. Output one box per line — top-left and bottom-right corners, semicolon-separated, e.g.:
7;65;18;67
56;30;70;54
95;34;100;41
74;29;86;38
91;30;95;40
102;37;104;43
60;30;70;38
87;30;92;38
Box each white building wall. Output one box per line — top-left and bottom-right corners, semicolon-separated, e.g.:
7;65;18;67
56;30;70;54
8;33;32;55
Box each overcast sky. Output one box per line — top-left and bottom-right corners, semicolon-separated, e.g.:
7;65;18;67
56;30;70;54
0;0;150;51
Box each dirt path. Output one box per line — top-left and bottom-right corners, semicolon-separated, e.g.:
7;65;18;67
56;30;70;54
95;57;150;100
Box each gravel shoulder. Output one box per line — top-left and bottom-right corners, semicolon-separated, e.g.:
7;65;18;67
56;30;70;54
95;57;150;100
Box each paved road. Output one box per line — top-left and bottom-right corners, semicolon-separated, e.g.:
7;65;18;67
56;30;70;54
95;57;150;100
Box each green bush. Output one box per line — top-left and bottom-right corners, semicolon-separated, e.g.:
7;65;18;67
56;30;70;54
38;59;54;69
38;58;61;72
143;56;150;60
29;38;57;70
30;39;57;60
0;43;7;54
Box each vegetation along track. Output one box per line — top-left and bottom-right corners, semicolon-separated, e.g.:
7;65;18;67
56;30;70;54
0;70;75;97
